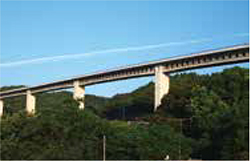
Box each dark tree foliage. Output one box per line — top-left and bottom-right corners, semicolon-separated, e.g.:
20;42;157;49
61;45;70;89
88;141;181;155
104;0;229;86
0;67;249;160
104;82;154;120
1;99;192;160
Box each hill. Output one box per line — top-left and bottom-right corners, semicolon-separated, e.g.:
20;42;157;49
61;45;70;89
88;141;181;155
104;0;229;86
0;67;249;160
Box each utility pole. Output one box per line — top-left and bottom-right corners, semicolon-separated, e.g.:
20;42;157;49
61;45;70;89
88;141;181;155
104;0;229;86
103;135;106;161
179;119;182;160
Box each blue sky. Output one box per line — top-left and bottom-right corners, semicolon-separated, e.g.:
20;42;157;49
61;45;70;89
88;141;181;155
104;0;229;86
0;1;249;97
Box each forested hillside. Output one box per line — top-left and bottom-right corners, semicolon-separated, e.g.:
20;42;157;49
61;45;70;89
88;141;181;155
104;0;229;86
0;67;249;160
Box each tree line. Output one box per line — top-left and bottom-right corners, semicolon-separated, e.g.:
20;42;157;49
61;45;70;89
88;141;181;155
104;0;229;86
0;67;249;160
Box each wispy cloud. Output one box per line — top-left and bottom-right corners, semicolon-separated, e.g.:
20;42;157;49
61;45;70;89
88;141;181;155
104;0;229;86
0;39;210;68
233;32;249;37
0;32;248;68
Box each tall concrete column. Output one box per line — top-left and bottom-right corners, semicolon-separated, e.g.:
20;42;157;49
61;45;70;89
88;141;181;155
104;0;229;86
73;80;85;110
0;100;3;117
154;65;170;111
26;90;36;115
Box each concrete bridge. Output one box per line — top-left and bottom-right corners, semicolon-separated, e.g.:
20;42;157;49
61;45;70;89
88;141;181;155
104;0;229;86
0;44;249;116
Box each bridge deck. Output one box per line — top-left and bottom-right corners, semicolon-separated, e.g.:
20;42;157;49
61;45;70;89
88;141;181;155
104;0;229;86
0;44;249;99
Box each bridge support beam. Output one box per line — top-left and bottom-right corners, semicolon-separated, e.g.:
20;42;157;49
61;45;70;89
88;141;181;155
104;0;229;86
73;80;85;110
26;90;36;115
0;100;3;117
154;66;170;112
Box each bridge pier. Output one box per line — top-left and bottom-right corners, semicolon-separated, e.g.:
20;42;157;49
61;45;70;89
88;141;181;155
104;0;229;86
154;66;170;112
0;100;3;117
73;80;85;110
26;90;36;115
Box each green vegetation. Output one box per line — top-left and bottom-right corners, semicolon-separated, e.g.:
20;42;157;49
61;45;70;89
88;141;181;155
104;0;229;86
1;67;249;160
